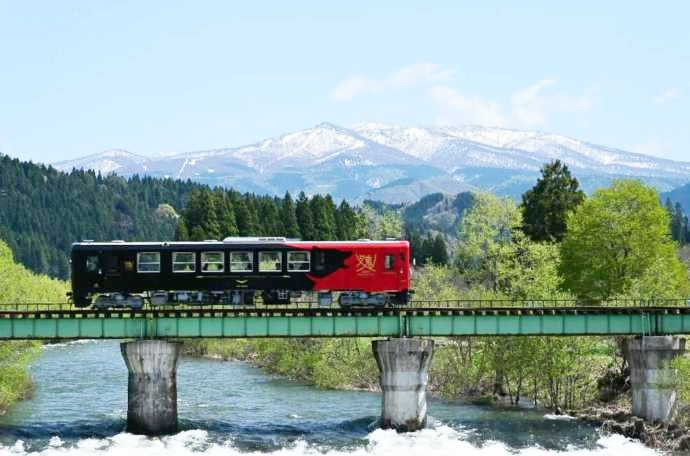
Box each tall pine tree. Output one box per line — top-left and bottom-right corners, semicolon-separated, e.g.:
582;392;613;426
295;192;316;240
280;192;301;238
521;160;585;242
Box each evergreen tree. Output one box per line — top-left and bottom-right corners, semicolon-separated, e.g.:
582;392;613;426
336;200;358;240
431;234;449;265
257;197;281;236
189;226;207;241
671;202;686;244
213;190;239;238
280;192;301;238
407;231;424;266
181;188;221;240
296;192;316;240
233;197;260;236
421;234;434;264
665;197;675;218
521;160;585;242
310;195;337;240
175;218;190;240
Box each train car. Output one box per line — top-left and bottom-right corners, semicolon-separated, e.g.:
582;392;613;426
70;237;411;309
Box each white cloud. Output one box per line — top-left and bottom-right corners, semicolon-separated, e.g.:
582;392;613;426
429;86;508;127
333;64;597;130
332;77;380;102
332;63;453;102
653;87;679;104
386;63;454;87
431;77;596;129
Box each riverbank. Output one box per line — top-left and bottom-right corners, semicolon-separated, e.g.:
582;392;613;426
184;337;690;453
0;341;40;415
573;402;690;453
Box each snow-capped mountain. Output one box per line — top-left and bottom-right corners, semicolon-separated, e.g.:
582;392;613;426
56;149;148;175
51;123;690;203
351;122;690;177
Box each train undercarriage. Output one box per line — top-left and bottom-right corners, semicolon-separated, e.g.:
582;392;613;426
79;289;410;310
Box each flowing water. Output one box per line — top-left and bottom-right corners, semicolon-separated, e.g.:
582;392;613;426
0;340;660;455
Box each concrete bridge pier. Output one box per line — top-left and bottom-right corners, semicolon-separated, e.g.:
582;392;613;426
626;336;686;423
120;340;181;435
372;338;434;432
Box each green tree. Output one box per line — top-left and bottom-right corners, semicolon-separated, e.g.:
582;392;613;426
456;193;521;290
279;192;301;238
521;160;585;242
295;192;316;240
310;195;337;240
559;180;690;301
359;203;403;240
213;190;239;238
672;202;686;245
429;234;449;265
179;188;221;240
233;197;260;236
175;218;190;240
456;192;568;300
335;200;358;240
257;197;281;236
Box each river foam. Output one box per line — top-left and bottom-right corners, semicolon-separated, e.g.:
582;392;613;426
0;426;661;456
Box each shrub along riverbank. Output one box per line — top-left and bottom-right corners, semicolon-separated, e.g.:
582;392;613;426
0;240;68;413
181;334;614;411
0;341;40;414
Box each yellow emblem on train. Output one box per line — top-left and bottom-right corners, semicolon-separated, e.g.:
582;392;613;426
355;254;377;275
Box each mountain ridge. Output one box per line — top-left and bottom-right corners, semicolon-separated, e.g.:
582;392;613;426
52;122;690;202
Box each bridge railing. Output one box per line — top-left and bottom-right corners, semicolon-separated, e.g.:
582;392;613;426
409;298;690;309
0;302;74;313
0;298;688;314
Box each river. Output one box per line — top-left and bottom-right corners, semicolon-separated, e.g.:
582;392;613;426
0;339;660;455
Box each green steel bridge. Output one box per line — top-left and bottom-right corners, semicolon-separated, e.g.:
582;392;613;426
1;299;689;340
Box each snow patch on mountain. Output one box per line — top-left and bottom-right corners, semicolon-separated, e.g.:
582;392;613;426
52;149;148;174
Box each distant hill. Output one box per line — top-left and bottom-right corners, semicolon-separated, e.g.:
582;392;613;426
662;183;690;215
402;192;475;235
52;122;690;202
0;154;201;278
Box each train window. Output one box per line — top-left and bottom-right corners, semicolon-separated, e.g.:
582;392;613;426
173;252;196;273
201;251;224;272
230;251;253;272
85;256;99;272
137;252;160;273
259;251;282;272
384;254;395;271
287;251;310;272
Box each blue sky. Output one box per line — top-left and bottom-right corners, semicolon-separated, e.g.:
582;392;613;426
1;1;689;164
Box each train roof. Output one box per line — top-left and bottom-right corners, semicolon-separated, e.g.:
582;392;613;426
71;238;409;249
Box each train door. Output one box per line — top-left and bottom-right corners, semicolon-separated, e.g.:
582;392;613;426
102;250;137;290
382;251;398;291
397;250;408;292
